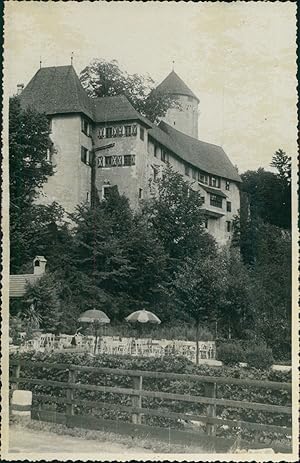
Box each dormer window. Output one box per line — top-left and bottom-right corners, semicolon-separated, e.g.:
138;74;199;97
35;260;40;267
209;176;220;188
198;171;208;185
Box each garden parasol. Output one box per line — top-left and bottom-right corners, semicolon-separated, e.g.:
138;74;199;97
125;309;161;324
78;309;110;353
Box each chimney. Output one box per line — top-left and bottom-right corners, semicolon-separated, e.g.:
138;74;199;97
17;83;24;95
33;256;47;275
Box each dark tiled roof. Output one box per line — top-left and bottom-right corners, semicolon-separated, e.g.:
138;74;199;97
92;95;151;127
149;121;241;183
20;66;151;127
20;66;94;120
200;185;227;198
10;275;41;298
155;70;199;102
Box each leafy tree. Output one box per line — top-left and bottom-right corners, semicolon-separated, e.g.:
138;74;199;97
143;165;217;272
9;96;66;273
271;149;291;185
217;248;254;340
171;254;227;364
80;59;178;123
64;188;168;322
9;96;53;207
24;274;61;333
241;150;291;231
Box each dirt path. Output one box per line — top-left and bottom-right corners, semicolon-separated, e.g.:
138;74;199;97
8;426;156;455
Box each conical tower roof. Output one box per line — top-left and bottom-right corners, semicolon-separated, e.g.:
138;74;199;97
156;70;199;102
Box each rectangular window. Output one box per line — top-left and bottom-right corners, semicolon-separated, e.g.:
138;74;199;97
161;150;167;163
205;218;208;229
226;221;231;232
48;118;52;133
210;194;223;208
192;169;196;180
81;146;89;165
124;154;135;166
81;118;90;136
106;127;113;138
105;156;112;167
226;201;232;212
154;145;158;158
185;164;190;176
139;188;143;199
198;171;208;184
225;180;230;191
140;127;144;141
86;192;90;202
125;125;132;137
200;196;205;205
210;176;220;188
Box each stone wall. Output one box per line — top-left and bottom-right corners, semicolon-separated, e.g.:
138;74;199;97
162;94;199;138
37;114;92;214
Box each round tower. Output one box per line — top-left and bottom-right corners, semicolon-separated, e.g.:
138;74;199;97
156;70;199;139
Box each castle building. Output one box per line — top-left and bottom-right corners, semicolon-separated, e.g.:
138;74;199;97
19;65;241;245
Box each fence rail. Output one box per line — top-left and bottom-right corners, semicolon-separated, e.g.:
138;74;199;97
10;359;292;446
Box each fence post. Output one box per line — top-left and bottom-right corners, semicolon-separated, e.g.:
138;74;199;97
12;362;21;392
204;381;216;436
132;375;143;425
66;368;76;419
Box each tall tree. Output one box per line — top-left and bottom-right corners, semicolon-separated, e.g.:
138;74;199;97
66;188;168;321
9;96;66;273
171;254;227;364
241;149;291;230
80;59;178;123
143;165;217;272
24;274;61;333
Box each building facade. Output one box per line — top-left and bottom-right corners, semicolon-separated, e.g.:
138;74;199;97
19;65;241;245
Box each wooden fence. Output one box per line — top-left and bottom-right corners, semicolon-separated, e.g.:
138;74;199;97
10;359;292;452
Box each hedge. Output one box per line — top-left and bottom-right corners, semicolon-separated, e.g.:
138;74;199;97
9;351;292;446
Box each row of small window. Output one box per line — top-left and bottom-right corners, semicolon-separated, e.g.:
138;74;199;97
97;124;141;139
185;166;230;191
209;194;232;211
98;154;135;168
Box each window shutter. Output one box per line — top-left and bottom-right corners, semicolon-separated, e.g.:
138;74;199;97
98;156;103;167
132;125;137;136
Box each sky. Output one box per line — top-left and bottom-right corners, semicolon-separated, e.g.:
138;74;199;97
4;1;297;174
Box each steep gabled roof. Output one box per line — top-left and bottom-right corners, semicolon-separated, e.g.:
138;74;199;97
149;121;241;183
156;70;199;102
92;95;152;127
20;65;94;120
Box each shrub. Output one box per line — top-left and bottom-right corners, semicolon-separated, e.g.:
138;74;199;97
217;342;245;365
244;344;274;370
9;351;291;446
